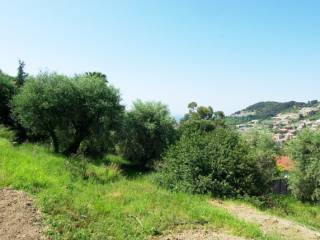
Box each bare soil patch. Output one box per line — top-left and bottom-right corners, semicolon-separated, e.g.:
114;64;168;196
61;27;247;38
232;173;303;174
0;188;47;240
150;227;245;240
211;200;320;240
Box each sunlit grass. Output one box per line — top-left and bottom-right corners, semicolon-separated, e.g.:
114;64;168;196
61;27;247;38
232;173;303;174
0;137;280;240
237;195;320;231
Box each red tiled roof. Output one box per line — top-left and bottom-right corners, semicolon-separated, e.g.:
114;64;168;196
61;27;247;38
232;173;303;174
275;156;294;171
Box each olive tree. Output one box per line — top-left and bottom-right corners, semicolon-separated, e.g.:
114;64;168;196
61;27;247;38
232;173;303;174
12;72;123;155
120;100;176;168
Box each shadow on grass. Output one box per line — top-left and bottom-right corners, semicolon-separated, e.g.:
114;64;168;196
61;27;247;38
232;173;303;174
119;164;153;178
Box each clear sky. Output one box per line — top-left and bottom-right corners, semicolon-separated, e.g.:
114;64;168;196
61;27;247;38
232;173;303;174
1;0;320;115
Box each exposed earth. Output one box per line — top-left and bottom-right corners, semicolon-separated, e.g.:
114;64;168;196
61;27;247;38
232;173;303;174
211;200;320;240
0;188;47;240
150;227;245;240
1;187;320;240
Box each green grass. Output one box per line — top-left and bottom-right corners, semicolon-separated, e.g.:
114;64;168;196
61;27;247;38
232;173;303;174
239;195;320;231
0;137;281;240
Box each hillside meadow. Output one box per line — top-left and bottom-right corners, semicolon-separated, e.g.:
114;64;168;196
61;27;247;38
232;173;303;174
0;136;278;240
1;69;320;240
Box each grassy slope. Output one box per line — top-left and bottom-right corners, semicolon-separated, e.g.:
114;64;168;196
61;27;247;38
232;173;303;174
238;196;320;231
0;137;281;240
268;196;320;231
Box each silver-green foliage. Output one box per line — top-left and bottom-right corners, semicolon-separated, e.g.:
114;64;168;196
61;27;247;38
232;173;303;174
12;72;124;155
120;100;176;167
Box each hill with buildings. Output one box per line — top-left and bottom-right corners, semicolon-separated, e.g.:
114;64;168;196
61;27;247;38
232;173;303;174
228;100;320;143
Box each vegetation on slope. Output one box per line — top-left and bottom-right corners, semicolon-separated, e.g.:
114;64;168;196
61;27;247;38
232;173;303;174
238;195;320;232
1;65;320;239
0;136;278;240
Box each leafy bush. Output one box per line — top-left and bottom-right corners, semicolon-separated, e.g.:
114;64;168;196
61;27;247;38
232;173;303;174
119;100;176;168
12;72;124;156
0;71;15;125
242;130;278;189
286;129;320;203
158;127;266;197
0;125;15;141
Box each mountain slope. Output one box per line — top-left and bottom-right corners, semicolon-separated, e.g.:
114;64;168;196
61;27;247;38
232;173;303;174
232;100;318;120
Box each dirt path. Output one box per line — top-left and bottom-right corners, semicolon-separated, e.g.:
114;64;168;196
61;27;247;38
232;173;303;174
211;200;320;240
150;227;246;240
0;188;47;240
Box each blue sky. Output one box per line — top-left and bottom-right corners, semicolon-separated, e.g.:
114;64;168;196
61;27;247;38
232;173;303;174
1;0;320;115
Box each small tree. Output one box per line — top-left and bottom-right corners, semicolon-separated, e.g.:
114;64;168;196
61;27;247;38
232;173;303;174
286;129;320;203
179;102;225;135
12;72;123;155
120;100;176;168
158;127;265;197
16;60;28;87
181;102;225;122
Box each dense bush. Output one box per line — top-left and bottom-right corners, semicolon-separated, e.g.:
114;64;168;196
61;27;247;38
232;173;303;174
119;100;176;168
158;126;267;197
243;130;278;189
286;129;320;203
0;71;15;125
12;72;124;156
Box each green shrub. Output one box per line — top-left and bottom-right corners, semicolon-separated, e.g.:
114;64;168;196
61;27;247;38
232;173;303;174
119;100;176;168
286;129;320;203
65;158;122;184
242;130;278;189
0;125;15;141
158;127;265;197
85;163;122;183
0;71;15;125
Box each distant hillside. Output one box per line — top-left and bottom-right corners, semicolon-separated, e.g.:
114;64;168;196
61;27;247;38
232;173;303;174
227;100;319;125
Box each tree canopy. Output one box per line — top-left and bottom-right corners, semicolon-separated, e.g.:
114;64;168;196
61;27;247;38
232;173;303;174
119;100;176;167
12;72;123;155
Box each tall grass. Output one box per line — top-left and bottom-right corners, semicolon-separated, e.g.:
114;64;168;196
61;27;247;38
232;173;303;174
0;137;280;240
0;125;14;141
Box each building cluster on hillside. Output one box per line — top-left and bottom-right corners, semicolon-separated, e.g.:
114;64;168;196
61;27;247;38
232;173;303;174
236;105;320;144
272;106;320;143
